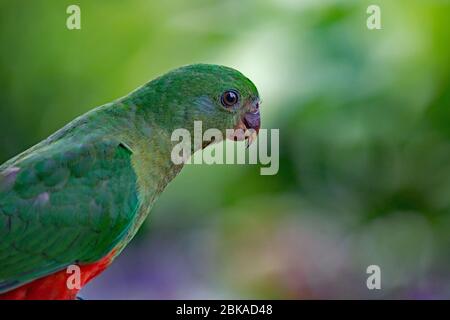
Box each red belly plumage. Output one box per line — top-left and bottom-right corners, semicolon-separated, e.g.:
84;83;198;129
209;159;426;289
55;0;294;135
0;250;115;300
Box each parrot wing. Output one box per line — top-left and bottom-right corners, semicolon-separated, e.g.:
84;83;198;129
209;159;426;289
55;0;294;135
0;137;139;293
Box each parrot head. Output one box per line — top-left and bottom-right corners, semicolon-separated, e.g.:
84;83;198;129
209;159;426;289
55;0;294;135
133;64;261;149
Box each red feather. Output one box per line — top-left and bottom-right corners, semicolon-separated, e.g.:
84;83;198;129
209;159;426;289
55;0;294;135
0;250;116;300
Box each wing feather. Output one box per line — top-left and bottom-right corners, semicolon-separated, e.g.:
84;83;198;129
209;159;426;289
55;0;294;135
0;138;139;293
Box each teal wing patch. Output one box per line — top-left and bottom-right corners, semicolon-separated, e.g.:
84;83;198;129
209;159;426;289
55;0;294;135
0;138;139;293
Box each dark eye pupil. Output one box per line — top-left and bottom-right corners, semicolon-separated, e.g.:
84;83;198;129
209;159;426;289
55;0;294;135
226;92;236;103
222;90;238;106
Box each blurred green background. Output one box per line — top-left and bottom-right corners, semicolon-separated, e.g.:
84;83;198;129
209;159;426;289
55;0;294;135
1;0;449;299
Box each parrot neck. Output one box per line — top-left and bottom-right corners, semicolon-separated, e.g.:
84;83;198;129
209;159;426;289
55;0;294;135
90;87;214;253
93;100;185;254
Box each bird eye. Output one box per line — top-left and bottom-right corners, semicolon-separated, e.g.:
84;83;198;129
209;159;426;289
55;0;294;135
221;90;239;107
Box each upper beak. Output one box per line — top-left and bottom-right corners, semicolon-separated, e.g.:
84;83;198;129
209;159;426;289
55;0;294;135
242;101;260;147
243;100;260;132
243;110;260;133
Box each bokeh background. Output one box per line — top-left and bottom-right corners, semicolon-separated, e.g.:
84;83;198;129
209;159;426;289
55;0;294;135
1;0;449;299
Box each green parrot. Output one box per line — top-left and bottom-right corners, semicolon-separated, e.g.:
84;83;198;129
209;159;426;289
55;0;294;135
0;64;260;299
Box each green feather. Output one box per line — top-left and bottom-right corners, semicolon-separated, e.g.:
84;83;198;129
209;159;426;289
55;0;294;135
0;64;259;293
